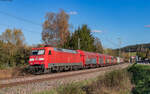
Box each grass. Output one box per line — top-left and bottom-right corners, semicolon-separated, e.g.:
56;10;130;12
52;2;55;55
0;66;30;79
57;83;86;94
37;69;132;94
83;69;132;94
0;69;13;79
35;79;94;94
35;89;57;94
3;63;149;94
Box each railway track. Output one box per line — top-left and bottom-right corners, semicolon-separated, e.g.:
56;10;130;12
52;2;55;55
0;63;130;89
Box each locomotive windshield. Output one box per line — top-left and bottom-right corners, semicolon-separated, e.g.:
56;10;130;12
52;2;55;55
31;49;45;55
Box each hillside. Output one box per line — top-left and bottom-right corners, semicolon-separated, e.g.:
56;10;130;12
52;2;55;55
118;43;150;52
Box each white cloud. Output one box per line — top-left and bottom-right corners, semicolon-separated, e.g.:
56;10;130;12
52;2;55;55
68;11;78;15
144;25;150;27
91;30;102;33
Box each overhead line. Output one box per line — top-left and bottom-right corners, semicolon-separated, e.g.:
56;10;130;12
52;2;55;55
0;23;41;33
103;36;120;47
0;10;123;48
93;32;120;48
0;10;42;26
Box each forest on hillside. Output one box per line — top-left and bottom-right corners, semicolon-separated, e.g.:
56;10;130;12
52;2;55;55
118;43;150;52
115;43;150;60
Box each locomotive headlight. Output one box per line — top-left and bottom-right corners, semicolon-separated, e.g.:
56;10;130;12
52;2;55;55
39;58;44;61
29;58;34;61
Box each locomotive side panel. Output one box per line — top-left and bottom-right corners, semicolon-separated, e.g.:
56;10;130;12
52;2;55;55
47;48;82;68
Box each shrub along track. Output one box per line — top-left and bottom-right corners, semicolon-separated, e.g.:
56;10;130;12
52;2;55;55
0;63;130;89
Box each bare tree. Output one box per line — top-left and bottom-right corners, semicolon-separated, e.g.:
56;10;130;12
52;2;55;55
42;9;70;46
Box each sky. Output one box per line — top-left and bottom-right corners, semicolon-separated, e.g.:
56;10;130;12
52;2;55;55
0;0;150;49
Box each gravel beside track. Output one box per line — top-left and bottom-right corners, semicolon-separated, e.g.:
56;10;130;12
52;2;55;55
0;63;130;94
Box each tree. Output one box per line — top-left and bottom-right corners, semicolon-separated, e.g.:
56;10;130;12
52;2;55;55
146;49;150;59
0;29;29;68
104;48;119;56
69;24;96;52
0;29;25;46
13;29;25;46
122;52;130;62
42;9;70;46
94;37;103;53
61;31;71;49
135;48;150;60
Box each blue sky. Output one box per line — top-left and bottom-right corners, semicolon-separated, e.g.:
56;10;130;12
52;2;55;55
0;0;150;48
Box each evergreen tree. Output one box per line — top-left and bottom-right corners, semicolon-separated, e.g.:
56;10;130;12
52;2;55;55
68;24;103;52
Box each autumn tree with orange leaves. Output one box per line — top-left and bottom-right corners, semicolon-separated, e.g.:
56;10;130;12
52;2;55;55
0;29;30;68
42;9;70;47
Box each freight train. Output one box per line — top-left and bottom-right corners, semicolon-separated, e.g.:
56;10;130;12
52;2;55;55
28;46;124;74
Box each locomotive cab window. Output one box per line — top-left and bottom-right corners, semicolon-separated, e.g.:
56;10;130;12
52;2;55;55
31;49;45;55
32;50;38;55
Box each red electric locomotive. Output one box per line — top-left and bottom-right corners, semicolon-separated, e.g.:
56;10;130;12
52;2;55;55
28;46;120;74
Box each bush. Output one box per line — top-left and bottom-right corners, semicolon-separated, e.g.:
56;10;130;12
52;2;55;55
57;83;86;94
128;64;150;94
82;69;132;94
37;69;132;94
